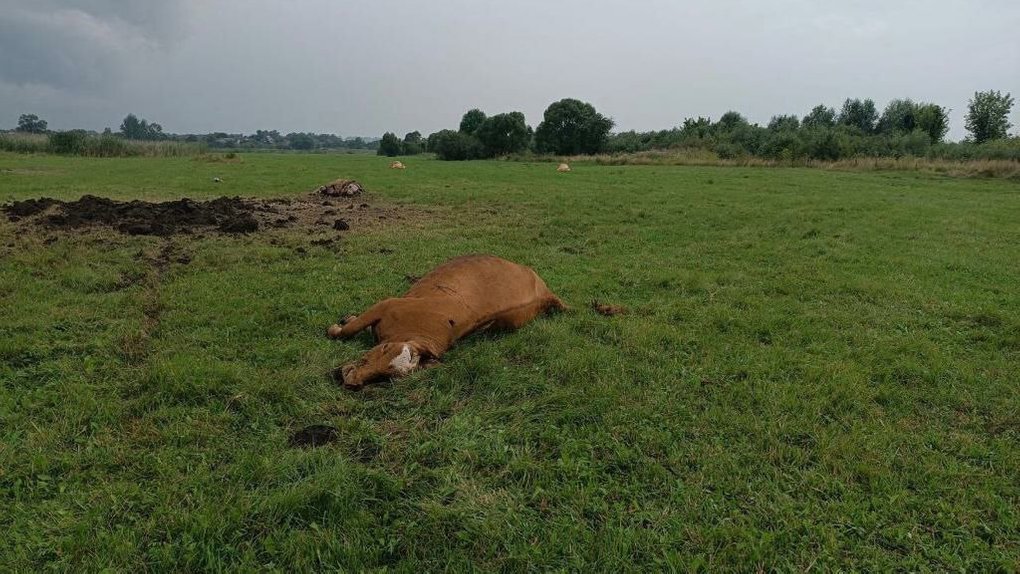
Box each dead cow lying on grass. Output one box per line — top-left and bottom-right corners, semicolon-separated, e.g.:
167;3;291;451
327;254;566;389
317;179;364;197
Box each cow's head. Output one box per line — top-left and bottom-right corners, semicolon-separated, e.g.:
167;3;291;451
334;341;424;390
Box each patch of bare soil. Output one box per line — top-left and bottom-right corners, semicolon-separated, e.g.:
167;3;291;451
288;424;339;448
3;189;404;237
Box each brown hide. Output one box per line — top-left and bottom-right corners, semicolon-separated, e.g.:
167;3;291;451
329;254;565;388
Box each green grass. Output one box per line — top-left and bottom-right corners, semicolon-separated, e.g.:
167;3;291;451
1;152;1018;571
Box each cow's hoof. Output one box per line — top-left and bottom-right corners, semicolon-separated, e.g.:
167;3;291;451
340;315;357;325
326;324;343;338
333;365;362;391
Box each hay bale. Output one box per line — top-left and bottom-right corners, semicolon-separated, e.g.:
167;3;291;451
557;163;571;172
390;161;406;169
317;179;364;197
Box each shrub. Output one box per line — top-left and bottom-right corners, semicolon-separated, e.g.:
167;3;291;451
49;130;90;154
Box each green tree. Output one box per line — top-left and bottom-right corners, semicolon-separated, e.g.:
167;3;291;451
16;113;48;133
767;115;800;132
838;98;878;133
119;114;146;139
914;104;949;143
459;109;487;134
118;113;165;140
965;90;1013;143
877;99;917;134
428;129;483;160
377;132;403;156
289;133;316;150
534;98;614;155
802;105;836;129
476;112;531;157
715;111;749;133
680;117;713;138
402;131;423;155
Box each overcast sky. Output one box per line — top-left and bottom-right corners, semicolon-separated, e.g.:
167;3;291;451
2;0;1018;140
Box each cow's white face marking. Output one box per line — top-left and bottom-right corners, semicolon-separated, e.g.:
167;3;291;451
389;344;419;375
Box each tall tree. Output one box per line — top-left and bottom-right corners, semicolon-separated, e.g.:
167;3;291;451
119;114;146;139
16;113;48;133
476;112;531;157
716;111;749;132
965;90;1013;143
877;99;917;134
914;104;950;143
767;115;800;132
402;131;423;155
377;132;403;156
838;98;878;133
534;98;613;155
802;105;836;129
459;109;487;134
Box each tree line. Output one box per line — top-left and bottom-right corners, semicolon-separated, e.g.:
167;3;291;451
8;113;380;152
375;91;1015;161
9;90;1016;160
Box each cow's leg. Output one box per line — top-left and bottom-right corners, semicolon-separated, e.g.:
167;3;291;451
326;299;395;339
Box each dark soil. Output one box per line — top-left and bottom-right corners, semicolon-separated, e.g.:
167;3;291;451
4;195;260;236
4;191;414;240
288;424;340;448
5;198;58;218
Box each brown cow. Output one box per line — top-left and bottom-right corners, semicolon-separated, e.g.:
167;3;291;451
327;254;566;389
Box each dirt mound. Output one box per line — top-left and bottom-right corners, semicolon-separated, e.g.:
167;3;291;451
4;198;59;218
4;190;411;239
317;179;364;197
4;195;260;236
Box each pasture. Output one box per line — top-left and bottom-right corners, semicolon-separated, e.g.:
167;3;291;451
1;153;1018;570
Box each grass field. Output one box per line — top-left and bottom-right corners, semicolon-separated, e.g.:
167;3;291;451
1;152;1018;571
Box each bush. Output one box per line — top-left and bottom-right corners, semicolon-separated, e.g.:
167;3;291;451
49;130;90;154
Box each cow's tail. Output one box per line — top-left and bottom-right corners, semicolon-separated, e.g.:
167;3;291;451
547;294;570;313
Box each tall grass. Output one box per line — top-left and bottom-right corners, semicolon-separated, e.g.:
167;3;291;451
0;131;206;157
0;132;49;153
508;148;1020;179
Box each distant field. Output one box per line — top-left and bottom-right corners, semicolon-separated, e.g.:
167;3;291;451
1;152;1018;571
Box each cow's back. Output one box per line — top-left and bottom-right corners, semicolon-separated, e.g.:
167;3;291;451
405;254;549;314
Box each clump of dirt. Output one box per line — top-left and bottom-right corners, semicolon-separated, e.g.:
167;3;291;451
3;189;412;238
592;301;626;316
317;179;364;197
3;195;260;236
289;424;339;448
4;198;58;218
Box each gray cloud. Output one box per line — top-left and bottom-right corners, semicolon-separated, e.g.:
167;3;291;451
1;0;1018;139
0;1;186;89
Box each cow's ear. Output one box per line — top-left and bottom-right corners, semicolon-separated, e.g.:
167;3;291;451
408;338;440;360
